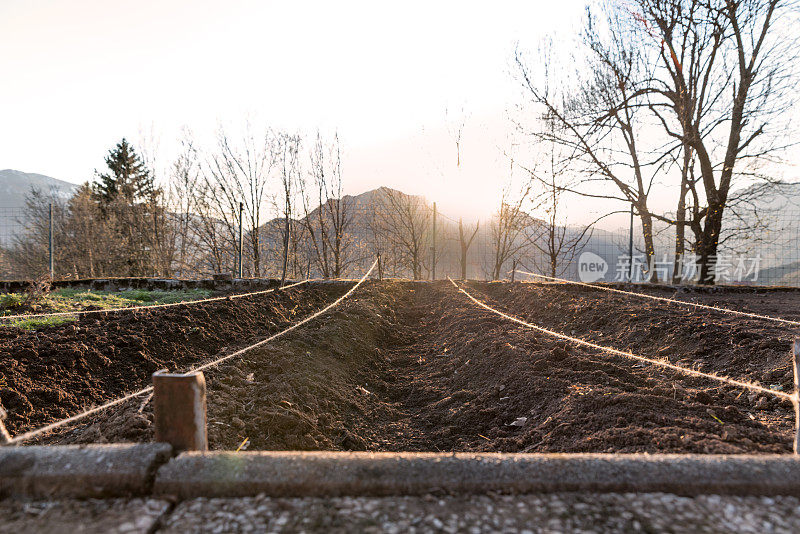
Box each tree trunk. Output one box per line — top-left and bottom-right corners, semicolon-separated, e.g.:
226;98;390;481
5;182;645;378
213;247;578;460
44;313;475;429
698;201;725;285
281;219;290;284
672;167;689;284
639;209;657;283
459;219;467;280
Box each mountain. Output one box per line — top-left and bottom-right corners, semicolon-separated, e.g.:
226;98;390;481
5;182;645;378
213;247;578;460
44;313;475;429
0;169;77;209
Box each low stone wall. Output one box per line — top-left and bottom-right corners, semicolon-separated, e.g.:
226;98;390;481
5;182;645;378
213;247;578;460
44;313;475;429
0;444;172;499
3;276;798;294
0;277;286;294
2;446;800;500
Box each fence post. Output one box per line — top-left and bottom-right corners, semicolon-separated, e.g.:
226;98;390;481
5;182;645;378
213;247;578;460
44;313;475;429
237;202;244;279
153;370;208;452
48;202;54;279
793;340;800;454
0;406;11;444
432;202;437;280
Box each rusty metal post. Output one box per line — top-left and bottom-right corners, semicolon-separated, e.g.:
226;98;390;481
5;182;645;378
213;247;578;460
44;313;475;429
793;340;800;454
153;370;208;452
48;202;54;279
432;202;437;280
237;201;244;279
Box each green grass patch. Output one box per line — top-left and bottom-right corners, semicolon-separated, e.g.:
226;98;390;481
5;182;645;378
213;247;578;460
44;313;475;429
51;288;212;307
6;315;77;330
0;293;26;309
0;287;213;329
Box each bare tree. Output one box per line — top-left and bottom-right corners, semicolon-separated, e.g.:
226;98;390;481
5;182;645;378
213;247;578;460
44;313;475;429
629;0;798;283
186;178;233;275
458;218;480;280
445;107;468;168
488;175;531;281
277;133;301;283
300;132;353;278
670;143;696;282
366;203;391;277
137;131;177;278
205;122;277;277
444;108;480;280
524;136;594;278
515;15;663;280
289;213;311;279
8;185;122;279
64;184;120;278
375;188;431;280
8;190;68;279
165;131;203;277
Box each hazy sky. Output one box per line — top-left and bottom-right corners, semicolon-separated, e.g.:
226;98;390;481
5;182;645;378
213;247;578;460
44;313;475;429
0;0;597;221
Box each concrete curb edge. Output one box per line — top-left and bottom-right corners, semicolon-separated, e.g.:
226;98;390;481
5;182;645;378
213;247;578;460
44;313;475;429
4;446;800;500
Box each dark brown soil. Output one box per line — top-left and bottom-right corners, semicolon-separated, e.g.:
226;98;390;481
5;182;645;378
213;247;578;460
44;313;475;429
425;281;796;453
2;280;796;453
0;284;345;438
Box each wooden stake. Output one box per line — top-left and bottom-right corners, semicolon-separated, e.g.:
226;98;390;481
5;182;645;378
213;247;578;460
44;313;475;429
0;406;12;444
153;370;208;452
793;340;800;454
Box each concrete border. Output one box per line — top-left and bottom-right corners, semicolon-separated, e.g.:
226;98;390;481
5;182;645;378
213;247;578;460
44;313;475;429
4;277;800;294
0;444;172;499
0;277;286;293
153;452;800;498
4;447;800;500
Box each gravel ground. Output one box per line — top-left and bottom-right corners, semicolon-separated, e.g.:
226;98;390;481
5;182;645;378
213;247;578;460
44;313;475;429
1;492;799;533
0;498;171;534
162;493;800;533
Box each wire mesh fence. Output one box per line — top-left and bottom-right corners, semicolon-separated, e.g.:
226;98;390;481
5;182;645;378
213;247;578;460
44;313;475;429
2;194;799;286
573;206;800;286
0;207;26;279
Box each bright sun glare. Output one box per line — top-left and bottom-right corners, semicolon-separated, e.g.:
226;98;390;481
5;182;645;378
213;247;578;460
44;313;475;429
0;0;586;219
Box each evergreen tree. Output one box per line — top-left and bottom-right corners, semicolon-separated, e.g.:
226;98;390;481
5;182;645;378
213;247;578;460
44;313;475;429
93;139;156;206
91;139;167;276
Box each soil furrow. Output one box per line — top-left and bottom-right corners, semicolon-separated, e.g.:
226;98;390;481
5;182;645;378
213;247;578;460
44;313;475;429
2;280;794;453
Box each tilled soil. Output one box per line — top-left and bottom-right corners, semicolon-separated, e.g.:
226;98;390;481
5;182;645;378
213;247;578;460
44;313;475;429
416;281;795;453
3;280;796;452
0;284;345;440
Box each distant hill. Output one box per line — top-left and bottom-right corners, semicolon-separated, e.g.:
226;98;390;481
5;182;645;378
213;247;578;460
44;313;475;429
720;181;800;284
4;171;794;282
0;169;77;209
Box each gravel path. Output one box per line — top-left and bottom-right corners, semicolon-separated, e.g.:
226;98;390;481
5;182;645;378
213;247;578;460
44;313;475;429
160;493;800;533
3;493;798;533
0;498;170;534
